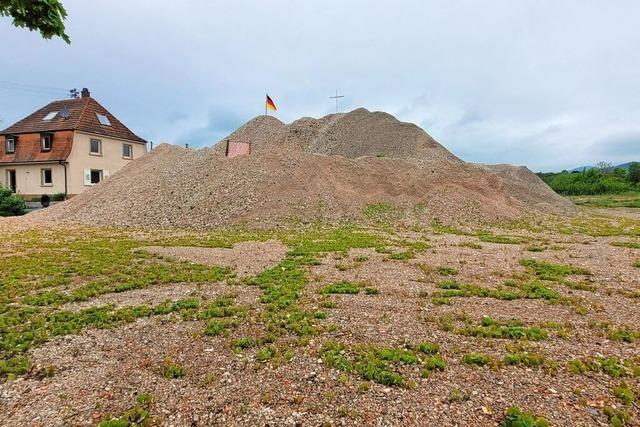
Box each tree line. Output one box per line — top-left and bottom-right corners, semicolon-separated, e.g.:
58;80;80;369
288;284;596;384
538;162;640;196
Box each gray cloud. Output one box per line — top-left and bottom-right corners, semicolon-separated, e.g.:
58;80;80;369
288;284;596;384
1;0;639;171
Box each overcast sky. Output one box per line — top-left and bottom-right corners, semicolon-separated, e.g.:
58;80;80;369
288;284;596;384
1;0;639;171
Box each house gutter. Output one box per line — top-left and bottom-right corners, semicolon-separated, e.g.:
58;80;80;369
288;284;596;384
58;160;68;198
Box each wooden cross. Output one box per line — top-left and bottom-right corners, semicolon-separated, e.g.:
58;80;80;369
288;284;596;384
330;89;344;113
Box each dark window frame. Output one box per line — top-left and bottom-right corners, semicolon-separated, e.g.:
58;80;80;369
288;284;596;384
122;143;133;159
40;133;53;152
41;168;53;186
90;138;102;155
90;169;103;184
5;137;16;154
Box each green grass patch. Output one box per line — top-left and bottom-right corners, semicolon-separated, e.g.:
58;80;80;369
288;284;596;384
569;192;640;208
99;393;158;427
520;258;591;281
437;266;459;276
611;241;640;249
568;356;640;377
502;406;549;427
462;352;492;366
459;316;548;341
613;382;636;405
320;340;446;387
504;344;546;368
319;281;361;295
602;406;631;427
432;280;562;303
162;360;185;379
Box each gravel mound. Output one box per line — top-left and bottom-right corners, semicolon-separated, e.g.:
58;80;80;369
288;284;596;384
38;109;576;228
484;164;578;214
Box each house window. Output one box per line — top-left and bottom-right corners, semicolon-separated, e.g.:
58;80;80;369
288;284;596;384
5;138;15;154
90;169;103;184
42;111;58;121
96;113;111;126
41;169;53;186
41;134;52;151
122;144;132;159
6;170;16;193
90;139;102;155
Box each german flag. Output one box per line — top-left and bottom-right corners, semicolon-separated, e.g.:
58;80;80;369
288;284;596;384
266;94;277;112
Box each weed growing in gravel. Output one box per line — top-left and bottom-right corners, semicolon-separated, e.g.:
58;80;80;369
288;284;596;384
364;287;380;295
458;241;482;249
502;406;549;427
458;316;549;341
99;393;158;427
568;357;640;377
432;279;562;304
363;203;398;223
320;299;338;309
0;297;211;379
633;260;640;268
556;215;640;237
422;354;446;378
462;352;492;366
430;219;469;235
613;382;636;405
563;281;597;292
602;406;631;427
519;258;591;281
605;325;640;343
319;281;361;294
319;340;443;387
388;251;415;261
611;241;640;249
437;266;459;276
162;360;185;379
446;387;471;403
415;342;440;354
503;344;545;367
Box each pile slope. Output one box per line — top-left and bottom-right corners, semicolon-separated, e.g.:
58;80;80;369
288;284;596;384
40;109;576;228
485;164;578;213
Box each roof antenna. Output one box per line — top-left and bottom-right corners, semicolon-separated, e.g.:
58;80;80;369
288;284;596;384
69;88;79;99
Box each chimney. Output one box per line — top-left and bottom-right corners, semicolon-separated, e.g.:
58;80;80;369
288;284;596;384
81;88;90;98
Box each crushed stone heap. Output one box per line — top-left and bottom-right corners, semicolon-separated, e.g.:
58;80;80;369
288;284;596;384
40;108;577;228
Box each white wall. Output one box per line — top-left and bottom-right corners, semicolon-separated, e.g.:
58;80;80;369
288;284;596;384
0;164;66;197
67;131;146;195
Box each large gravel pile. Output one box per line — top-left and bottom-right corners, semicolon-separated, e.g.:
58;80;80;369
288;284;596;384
39;109;576;228
484;164;578;213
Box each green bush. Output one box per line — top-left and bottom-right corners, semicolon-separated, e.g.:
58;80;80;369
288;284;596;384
51;192;66;201
0;184;26;216
538;168;637;195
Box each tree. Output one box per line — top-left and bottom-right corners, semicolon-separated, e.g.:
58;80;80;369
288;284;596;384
596;161;614;174
0;0;70;43
629;162;640;184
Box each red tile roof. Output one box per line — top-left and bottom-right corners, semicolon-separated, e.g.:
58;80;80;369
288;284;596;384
0;131;74;163
1;97;146;143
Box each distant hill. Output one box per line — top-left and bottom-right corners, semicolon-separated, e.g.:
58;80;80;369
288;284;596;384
567;161;638;173
616;162;636;171
569;165;595;172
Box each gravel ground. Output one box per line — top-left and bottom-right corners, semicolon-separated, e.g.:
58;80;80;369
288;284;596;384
144;240;288;277
0;218;638;426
